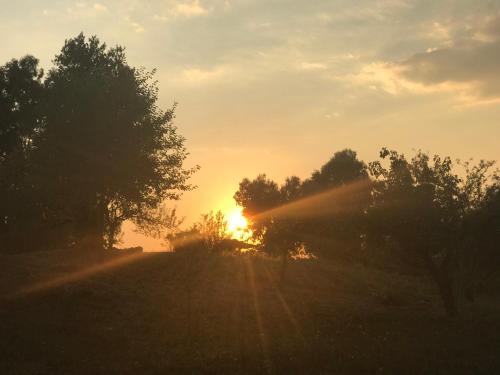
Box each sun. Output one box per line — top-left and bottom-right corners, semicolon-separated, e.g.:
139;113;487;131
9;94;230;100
227;207;248;232
226;207;250;240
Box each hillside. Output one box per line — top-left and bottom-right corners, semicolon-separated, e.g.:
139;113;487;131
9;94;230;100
1;249;499;374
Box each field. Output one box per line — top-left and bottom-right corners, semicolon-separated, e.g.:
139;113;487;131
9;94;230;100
1;249;499;374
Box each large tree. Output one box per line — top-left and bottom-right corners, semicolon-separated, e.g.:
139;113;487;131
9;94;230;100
367;148;497;316
0;34;196;252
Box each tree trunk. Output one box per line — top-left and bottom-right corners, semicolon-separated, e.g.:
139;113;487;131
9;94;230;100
423;250;458;317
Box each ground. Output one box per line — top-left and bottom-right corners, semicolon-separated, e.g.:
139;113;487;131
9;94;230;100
0;249;499;374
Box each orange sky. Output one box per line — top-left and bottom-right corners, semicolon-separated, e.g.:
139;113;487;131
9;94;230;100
2;1;500;250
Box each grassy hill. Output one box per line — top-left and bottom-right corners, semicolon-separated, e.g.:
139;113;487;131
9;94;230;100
1;249;499;374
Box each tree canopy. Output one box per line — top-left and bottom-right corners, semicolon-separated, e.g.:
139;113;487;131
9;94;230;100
234;148;499;315
0;34;197;252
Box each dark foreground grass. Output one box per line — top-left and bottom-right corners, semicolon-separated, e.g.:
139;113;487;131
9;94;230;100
0;249;499;374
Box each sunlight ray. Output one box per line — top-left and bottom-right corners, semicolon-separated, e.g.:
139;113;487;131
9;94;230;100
252;179;372;222
244;257;274;374
263;266;303;340
11;251;146;297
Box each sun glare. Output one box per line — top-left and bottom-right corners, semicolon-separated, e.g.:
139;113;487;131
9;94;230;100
226;207;250;240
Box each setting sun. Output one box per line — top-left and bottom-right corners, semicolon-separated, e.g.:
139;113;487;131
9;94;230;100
226;207;250;240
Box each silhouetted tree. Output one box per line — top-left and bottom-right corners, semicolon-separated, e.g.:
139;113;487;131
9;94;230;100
0;56;44;251
235;151;371;260
37;34;196;250
234;174;304;283
280;176;302;202
0;34;196;252
460;168;499;301
0;56;43;160
367;148;497;316
234;148;498;313
302;149;368;194
234;174;287;251
300;149;370;256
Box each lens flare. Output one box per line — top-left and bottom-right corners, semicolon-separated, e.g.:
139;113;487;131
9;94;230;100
226;207;251;240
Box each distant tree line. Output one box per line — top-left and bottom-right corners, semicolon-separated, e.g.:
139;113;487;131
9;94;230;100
0;34;196;252
234;149;500;316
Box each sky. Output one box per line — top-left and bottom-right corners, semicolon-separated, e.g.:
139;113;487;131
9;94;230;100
2;0;500;249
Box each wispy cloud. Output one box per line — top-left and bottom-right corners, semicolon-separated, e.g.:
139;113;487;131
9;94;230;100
123;14;145;33
174;0;207;17
154;0;209;22
299;62;328;71
93;3;107;12
179;66;226;84
65;1;108;17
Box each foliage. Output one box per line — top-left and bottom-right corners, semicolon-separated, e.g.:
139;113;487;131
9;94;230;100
301;149;368;195
0;34;197;252
234;149;370;257
234;147;498;315
367;148;498;315
0;56;46;251
234;173;299;256
197;210;229;250
168;210;238;252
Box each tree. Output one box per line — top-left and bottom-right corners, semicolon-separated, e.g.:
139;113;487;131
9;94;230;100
234;174;304;284
234;151;371;259
0;56;43;160
197;210;229;250
300;149;370;256
35;34;197;250
460;168;499;301
234;174;284;250
0;34;197;252
301;149;368;195
0;56;44;252
367;148;497;316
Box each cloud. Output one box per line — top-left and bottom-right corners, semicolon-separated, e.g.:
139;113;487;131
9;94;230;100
153;0;209;22
299;62;328;71
399;41;500;99
319;0;412;24
179;66;226;84
474;13;500;41
65;2;108;17
174;0;207;17
123;15;145;33
351;14;500;104
93;3;107;12
130;22;145;33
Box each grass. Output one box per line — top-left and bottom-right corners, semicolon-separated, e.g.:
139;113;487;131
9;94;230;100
0;248;499;374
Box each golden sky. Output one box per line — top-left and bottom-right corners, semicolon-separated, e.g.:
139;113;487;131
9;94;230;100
2;1;500;250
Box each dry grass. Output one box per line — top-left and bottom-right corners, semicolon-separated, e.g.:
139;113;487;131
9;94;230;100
0;249;499;374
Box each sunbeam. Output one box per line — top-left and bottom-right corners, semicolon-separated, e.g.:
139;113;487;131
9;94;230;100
263;266;303;340
252;179;372;222
11;251;146;298
244;257;274;374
